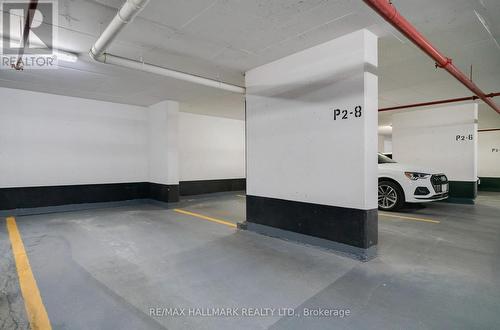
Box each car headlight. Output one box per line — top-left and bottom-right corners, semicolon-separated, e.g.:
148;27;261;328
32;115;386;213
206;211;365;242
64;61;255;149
404;172;431;180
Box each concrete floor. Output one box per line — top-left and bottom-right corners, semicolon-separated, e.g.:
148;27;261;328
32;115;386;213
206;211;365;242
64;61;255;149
1;192;500;329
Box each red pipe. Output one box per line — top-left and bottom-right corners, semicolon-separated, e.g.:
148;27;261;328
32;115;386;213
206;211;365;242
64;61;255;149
363;0;500;115
379;92;500;112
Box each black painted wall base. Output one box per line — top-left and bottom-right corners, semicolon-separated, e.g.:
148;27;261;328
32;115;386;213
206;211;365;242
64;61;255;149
180;178;245;196
0;178;246;210
245;195;378;260
0;182;179;211
478;177;500;192
446;181;477;204
149;183;180;203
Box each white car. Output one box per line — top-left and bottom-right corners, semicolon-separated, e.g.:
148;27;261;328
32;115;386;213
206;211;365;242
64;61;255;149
378;153;449;211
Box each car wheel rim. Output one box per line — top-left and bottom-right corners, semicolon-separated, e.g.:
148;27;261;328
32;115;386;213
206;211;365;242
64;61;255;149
378;185;397;209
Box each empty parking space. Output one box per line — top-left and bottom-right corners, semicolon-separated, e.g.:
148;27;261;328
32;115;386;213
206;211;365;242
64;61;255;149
2;192;500;329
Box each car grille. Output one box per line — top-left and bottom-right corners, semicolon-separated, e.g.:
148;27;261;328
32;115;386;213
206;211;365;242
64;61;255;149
431;174;448;193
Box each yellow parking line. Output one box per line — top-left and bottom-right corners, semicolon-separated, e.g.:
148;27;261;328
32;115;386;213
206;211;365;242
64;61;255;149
379;212;440;224
6;217;52;330
236;195;246;198
174;209;237;228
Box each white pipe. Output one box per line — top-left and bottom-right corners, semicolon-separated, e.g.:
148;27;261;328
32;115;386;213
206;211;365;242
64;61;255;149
89;0;245;94
90;0;150;59
92;53;246;93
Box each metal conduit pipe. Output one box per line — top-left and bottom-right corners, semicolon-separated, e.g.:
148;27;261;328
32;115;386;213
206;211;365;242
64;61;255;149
479;128;500;132
89;0;245;93
363;0;500;115
13;0;38;70
94;53;246;93
379;92;500;112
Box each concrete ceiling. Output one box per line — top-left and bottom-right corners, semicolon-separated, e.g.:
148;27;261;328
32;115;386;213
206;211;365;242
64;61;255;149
0;0;499;122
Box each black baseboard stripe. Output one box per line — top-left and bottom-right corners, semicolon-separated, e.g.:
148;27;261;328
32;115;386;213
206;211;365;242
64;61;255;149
0;200;152;217
243;222;377;261
149;183;180;203
0;182;179;211
180;178;246;196
478;177;500;192
444;197;475;205
245;195;378;259
446;181;477;204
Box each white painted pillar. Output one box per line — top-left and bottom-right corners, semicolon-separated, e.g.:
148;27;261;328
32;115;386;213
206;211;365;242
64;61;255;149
244;30;379;260
148;100;180;202
392;103;478;203
478;130;500;191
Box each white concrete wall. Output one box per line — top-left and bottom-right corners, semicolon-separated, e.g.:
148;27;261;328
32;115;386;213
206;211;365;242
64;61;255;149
148;101;179;185
378;135;385;153
478;131;500;177
245;29;378;210
0;87;149;188
392;103;478;181
0;87;245;188
178;112;245;181
378;135;392;153
377;125;392;153
384;138;392;154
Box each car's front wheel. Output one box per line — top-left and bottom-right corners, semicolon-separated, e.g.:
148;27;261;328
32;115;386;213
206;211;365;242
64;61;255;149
378;181;405;211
